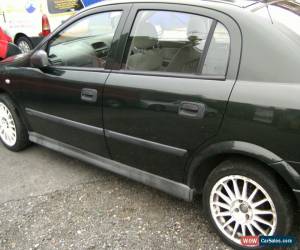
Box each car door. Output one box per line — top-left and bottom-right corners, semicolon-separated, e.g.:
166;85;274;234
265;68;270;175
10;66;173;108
103;3;241;182
11;4;131;156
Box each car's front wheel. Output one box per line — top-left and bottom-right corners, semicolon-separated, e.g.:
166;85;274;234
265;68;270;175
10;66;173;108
0;94;29;151
203;158;294;249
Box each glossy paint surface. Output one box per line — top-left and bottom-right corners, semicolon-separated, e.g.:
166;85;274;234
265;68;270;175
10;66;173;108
8;65;110;156
101;2;242;181
219;81;300;166
103;73;235;181
0;0;299;192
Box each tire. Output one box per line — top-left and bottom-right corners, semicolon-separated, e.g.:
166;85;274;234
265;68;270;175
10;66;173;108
0;94;29;151
203;158;294;250
15;36;33;54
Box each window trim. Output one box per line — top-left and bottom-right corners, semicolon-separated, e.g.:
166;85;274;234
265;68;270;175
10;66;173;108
46;10;123;69
44;66;111;73
112;69;226;81
113;3;241;81
120;8;230;80
197;20;217;74
32;3;132;71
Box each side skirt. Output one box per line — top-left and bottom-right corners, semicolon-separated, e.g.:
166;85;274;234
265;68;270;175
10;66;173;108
29;132;194;202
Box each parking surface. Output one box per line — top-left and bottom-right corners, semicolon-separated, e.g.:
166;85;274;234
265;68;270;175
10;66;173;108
0;144;299;250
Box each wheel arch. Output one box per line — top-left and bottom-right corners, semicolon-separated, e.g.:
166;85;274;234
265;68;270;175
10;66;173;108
14;33;32;45
186;141;299;198
0;88;31;131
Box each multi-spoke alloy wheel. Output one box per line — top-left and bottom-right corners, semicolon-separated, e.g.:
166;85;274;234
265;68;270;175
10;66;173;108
0;94;29;151
0;102;17;147
210;175;277;244
17;41;31;53
203;159;294;249
16;37;33;54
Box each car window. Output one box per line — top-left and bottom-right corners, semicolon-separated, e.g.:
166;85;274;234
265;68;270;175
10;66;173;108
48;11;122;68
202;23;230;76
123;10;230;77
47;0;84;14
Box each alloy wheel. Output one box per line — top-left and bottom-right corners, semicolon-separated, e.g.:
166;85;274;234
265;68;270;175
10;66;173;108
209;175;277;245
17;41;31;53
0;102;17;147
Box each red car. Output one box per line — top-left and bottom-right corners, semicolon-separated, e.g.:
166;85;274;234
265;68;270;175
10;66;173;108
0;27;21;60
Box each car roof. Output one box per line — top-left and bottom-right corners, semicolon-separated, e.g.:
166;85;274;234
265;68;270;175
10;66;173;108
86;0;260;9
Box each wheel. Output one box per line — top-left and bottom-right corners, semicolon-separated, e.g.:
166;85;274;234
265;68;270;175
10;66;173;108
15;36;33;53
203;158;294;249
0;94;29;151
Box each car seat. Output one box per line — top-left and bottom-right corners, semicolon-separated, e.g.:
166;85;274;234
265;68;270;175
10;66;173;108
126;22;163;71
166;16;211;74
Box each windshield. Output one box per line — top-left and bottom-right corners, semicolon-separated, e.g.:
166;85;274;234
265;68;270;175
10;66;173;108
47;0;84;14
268;0;300;37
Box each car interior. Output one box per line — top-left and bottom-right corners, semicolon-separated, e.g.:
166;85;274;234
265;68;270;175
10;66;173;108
45;10;230;76
125;11;212;74
47;11;122;68
48;34;114;68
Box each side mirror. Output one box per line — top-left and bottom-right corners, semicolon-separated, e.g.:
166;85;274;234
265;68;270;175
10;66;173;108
31;50;49;68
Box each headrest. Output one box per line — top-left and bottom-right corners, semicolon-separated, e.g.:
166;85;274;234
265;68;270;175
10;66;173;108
187;16;211;42
132;22;158;49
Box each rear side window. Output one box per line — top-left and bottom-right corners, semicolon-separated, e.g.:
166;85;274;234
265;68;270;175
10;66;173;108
123;10;230;77
47;0;84;14
202;23;230;76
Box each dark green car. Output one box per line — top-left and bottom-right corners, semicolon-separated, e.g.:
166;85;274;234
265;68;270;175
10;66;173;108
0;0;299;248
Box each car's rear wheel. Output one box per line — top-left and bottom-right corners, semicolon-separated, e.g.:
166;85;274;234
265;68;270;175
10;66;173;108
0;94;29;151
203;158;294;249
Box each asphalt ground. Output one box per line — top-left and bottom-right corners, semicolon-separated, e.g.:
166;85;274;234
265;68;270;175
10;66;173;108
0;144;299;250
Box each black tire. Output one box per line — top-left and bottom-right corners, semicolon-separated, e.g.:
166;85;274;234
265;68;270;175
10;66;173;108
203;158;294;250
0;94;29;151
15;36;33;54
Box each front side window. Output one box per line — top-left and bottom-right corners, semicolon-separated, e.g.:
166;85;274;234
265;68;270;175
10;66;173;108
123;10;230;77
48;11;122;68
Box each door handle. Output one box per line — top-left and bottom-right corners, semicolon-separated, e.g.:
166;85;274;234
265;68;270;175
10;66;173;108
81;88;98;103
178;101;206;119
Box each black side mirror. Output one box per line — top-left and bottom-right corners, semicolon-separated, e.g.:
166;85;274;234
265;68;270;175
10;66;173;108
31;50;49;68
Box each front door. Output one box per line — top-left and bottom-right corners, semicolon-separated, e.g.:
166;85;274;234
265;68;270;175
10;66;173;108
103;4;241;181
11;5;130;156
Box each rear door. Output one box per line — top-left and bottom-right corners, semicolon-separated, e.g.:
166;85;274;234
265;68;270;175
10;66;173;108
103;3;241;182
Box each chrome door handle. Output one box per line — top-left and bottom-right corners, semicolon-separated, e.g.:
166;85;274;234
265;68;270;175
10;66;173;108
81;88;98;103
178;101;206;119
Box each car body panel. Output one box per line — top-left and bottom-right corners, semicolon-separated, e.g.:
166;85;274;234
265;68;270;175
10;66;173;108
102;3;241;182
0;0;299;204
5;64;111;156
186;140;300;192
220;81;300;163
0;4;132;156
